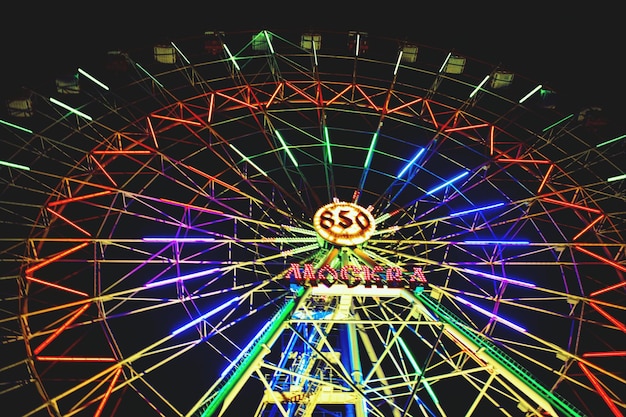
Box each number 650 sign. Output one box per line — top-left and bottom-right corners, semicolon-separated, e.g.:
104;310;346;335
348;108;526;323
313;201;376;246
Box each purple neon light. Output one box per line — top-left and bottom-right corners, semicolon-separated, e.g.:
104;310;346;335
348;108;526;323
462;240;530;245
460;267;535;288
455;295;527;333
142;237;215;243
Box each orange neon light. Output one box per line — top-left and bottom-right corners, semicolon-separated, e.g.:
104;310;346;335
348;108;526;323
94;367;123;417
34;303;91;354
537;164;554;193
90;157;118;187
326;84;353;106
48;191;112;207
266;83;283;108
354;84;380;111
25;242;90;274
573;215;604;241
92;150;152;155
387;97;423;115
149;113;203;125
36;356;117;362
444;123;489;133
284;81;317;105
489;125;495;156
147;116;158;148
47;208;91;237
26;276;89;297
423;100;437;129
588;302;626;333
578;362;624;417
543;198;602;214
207;93;215;123
215;91;257;109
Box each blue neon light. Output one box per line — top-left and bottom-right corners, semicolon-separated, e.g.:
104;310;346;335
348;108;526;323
397;148;425;179
425;171;469;195
171;296;239;336
449;202;504;217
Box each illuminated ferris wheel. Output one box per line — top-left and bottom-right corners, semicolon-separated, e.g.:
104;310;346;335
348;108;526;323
1;29;625;417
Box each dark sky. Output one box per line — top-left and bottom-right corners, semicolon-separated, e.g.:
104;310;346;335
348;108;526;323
1;3;622;121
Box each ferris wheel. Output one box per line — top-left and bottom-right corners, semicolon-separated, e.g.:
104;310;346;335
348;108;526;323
1;29;624;417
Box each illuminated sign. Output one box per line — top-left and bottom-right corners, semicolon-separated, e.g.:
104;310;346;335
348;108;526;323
287;263;427;290
313;201;376;246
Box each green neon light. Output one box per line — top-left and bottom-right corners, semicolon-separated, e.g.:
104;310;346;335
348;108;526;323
542;113;574;132
0;119;33;133
274;130;298;167
263;30;275;54
364;131;379;168
519;84;542;103
49;98;93;121
134;63;164;88
228;143;268;177
417;293;586;417
0;160;30;171
596;134;626;148
608;173;626;182
199;289;303;417
222;43;240;71
324;126;332;163
78;68;109;90
397;336;439;404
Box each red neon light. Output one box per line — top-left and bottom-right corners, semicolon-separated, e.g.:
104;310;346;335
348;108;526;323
576;246;626;276
573;215;603;241
444;123;489;133
543;197;602;214
285;81;317;105
589;302;626;333
423;100;437;129
149;113;202;126
94;368;123;417
26;276;89;297
36;356;117;362
48;191;112;207
47;207;91;237
25;242;90;274
92;150;152;155
34;303;91;354
578;362;624;417
327;84;353;106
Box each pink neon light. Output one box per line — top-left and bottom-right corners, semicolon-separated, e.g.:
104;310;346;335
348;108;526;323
48;191;112;207
578;362;624;417
47;208;91;237
150;113;202;126
34;303;91;354
25;242;90;274
36;356;117;362
543;198;602;214
26;276;89;297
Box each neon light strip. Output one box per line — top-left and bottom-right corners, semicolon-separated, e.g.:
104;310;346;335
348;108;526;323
208;93;215;122
355;33;360;56
589;302;626;333
393;50;402;75
439;52;451;73
324;126;332;163
92;150;152;154
49;97;92;120
425;171;469;195
469;75;489;98
274;130;298;167
582;351;626;358
135;63;164;87
461;267;536;288
147;117;159;148
170;41;191;64
444;123;489;133
489;125;495;156
34;303;91;355
26;276;89;297
397;337;439;404
36;356;117;362
48;191;113;207
25;242;90;274
90;157;118;186
596;134;626;148
572;215;603;241
497;158;550;164
608;173;626;182
519;84;542;103
263;30;275;54
449;202;504;217
215;91;257;109
387;97;423;114
94;368;123;417
542;114;575;132
0;118;33;133
537;164;554;193
142;237;216;243
228;143;268;177
222;43;240;70
145;267;221;288
363;131;379;169
454;295;527;332
578;362;623;417
462;240;530;245
150;114;202;126
171;296;239;336
543;198;602;214
78;68;109;90
312;38;319;66
47;207;92;237
0;160;30;170
397;148;424;179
